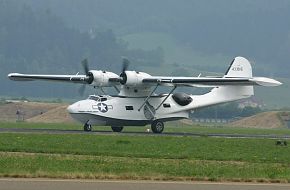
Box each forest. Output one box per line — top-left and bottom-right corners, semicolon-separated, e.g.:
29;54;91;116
0;1;163;98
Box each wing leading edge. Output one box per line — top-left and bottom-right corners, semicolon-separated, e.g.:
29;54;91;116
8;73;89;84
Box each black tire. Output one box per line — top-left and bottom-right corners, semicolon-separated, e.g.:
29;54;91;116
111;126;124;132
151;120;164;133
84;124;92;132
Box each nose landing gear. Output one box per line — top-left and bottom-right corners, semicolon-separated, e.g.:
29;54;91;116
84;123;92;132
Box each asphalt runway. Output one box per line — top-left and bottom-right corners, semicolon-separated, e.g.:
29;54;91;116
1;179;290;190
0;127;290;139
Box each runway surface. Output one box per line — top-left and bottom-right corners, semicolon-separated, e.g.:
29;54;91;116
0;127;290;139
0;178;290;190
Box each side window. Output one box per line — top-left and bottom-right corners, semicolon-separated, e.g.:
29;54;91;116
125;106;134;110
163;103;171;108
88;96;99;101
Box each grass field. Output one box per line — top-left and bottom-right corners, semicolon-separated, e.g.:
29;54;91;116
0;122;290;182
1;122;290;135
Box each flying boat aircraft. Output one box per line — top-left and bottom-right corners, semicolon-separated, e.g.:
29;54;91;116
8;56;282;133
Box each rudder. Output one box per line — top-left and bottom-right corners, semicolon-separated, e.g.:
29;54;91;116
216;56;254;103
224;56;252;78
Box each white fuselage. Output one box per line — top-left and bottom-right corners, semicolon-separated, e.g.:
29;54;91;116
67;95;190;126
67;84;254;126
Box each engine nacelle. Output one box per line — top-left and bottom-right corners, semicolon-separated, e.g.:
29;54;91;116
120;71;151;86
89;70;119;87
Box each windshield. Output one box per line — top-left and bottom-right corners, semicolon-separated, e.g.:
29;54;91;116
88;95;100;101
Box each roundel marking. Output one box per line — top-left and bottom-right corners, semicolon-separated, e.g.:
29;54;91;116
97;103;108;113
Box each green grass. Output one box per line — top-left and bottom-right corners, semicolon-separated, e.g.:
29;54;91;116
1;152;289;182
0;122;81;130
1;121;290;135
0;133;290;182
1;122;290;182
0;133;289;163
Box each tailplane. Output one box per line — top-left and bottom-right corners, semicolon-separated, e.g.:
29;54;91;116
195;57;255;108
189;56;281;110
221;56;254;98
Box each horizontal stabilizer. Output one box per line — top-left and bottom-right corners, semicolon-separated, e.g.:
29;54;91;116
250;77;282;87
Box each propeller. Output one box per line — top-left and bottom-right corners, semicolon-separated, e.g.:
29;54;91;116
79;58;94;96
78;83;86;96
82;59;89;75
119;58;130;85
108;57;130;84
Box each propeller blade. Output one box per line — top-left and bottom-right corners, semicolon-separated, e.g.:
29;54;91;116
82;59;89;74
80;58;94;84
122;58;130;72
78;84;86;96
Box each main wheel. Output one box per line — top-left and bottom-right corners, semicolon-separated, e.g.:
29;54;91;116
111;126;124;132
84;123;92;132
151;120;164;133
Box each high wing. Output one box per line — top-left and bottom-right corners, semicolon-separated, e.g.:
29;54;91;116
142;76;282;87
8;59;121;87
8;69;120;87
7;57;282;88
8;73;90;84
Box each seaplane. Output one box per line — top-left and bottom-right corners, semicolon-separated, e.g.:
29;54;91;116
8;56;281;133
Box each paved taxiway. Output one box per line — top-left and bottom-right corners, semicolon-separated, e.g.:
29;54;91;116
0;128;290;139
1;179;290;190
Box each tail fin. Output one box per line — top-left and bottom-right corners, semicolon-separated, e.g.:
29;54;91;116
191;56;280;110
204;57;254;107
213;57;254;102
224;56;252;78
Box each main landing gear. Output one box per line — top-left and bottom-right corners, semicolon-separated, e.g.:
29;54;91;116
151;120;164;134
83;123;92;132
111;126;124;132
83;123;163;133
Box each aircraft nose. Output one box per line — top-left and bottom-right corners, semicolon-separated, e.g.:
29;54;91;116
67;103;77;113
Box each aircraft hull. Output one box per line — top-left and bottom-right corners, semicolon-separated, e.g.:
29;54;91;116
67;95;189;126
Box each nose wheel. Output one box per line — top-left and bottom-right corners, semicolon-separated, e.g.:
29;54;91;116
84;123;92;132
151;120;164;133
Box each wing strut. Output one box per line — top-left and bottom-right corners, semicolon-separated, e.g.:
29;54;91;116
138;84;159;111
155;86;177;111
113;86;120;93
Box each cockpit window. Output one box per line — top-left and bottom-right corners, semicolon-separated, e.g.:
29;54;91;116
88;95;108;102
100;97;107;102
88;96;100;101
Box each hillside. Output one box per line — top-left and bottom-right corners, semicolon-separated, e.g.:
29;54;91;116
230;111;287;129
1;101;290;129
0;102;65;122
27;105;74;123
